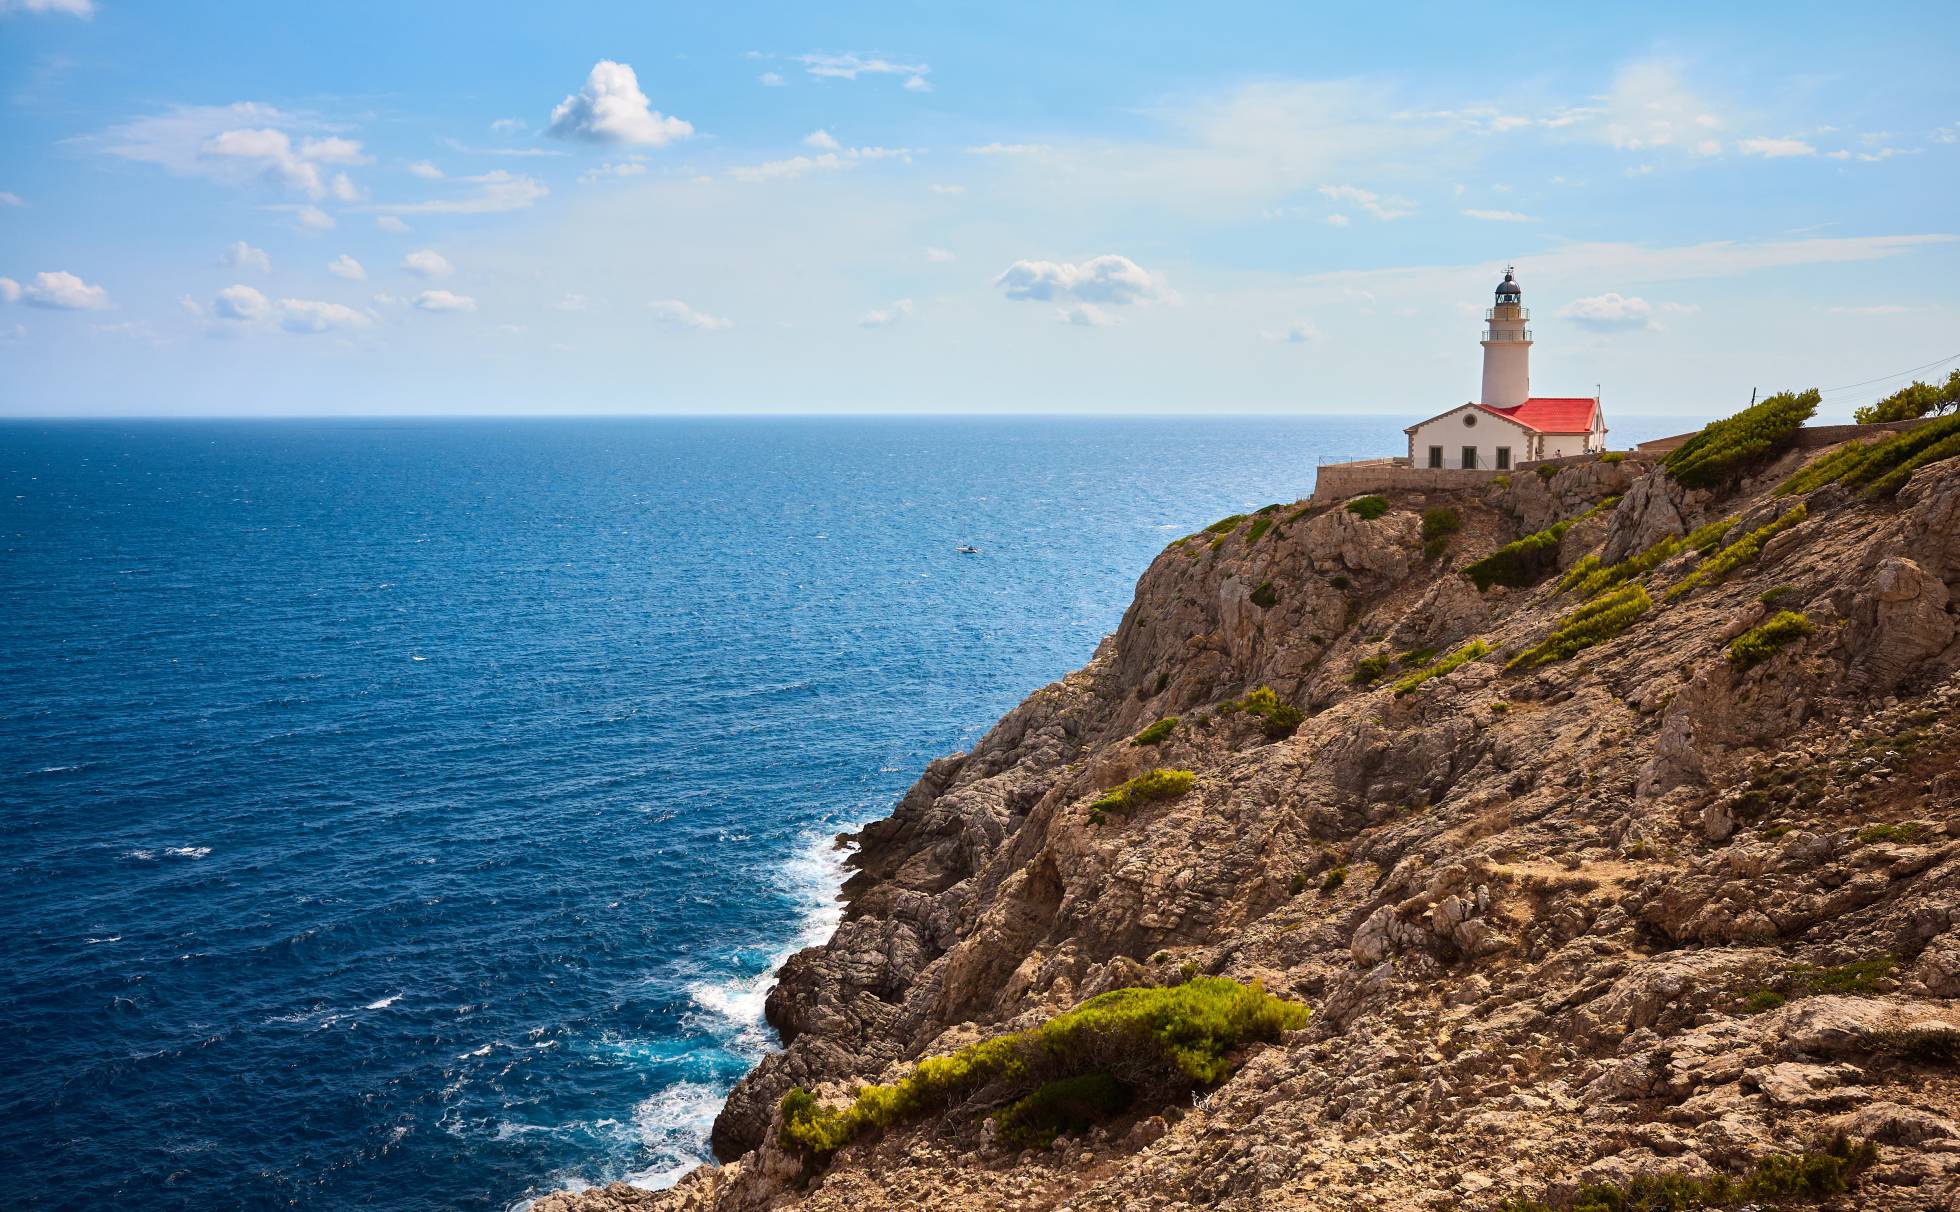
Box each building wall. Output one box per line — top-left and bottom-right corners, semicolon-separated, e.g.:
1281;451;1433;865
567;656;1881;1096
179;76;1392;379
1479;339;1530;408
1406;405;1534;470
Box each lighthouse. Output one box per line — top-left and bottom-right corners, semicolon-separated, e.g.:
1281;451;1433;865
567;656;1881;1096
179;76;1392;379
1480;266;1531;409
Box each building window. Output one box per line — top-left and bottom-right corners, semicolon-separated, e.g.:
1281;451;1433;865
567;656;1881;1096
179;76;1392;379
1427;446;1444;469
1496;446;1511;470
1461;446;1478;470
1462;413;1477;427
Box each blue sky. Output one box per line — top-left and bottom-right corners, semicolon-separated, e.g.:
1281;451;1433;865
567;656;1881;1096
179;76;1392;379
1;0;1956;417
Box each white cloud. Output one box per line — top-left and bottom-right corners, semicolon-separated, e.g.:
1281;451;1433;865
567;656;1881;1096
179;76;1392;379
402;249;453;278
407;160;444;180
727;143;914;183
547;60;693;147
220;240;271;272
1324;213;1351;227
200;127;328;196
927;183;965;195
0;0;94;16
327;254;366;281
489;118;527;135
965;142;1052;157
370;170;547;214
803;129;841;151
1462;208;1536;222
0;277;20;303
0;191;23;206
1738;136;1817;158
993;255;1173;307
413;290;476;313
647;299;731;330
214;283;271;321
279;298;373;333
1597;61;1723;153
577;160;648;184
758;72;786;87
858;298;913;328
375;216;410;234
1317;184;1412;220
1057;303;1114;327
294;205;335;231
789;52;929;87
1556;292;1656;331
299;136;369;165
18;270;110;310
925;246;956;263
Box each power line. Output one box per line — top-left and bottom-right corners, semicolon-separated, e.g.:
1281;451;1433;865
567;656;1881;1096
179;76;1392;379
1817;351;1960;396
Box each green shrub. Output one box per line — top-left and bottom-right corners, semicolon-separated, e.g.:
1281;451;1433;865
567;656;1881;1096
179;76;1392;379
1491;474;1511;490
1560;531;1684;600
1398;646;1437;668
1131;717;1178;746
1329;575;1351;591
1347;495;1389;520
1727;611;1813;670
1490;701;1510;714
1089;768;1195;822
1463;519;1577;591
1259;703;1305;739
1497;1138;1877;1212
1536;463;1558;480
778;977;1310;1164
1287;871;1307;896
1420;507;1461;541
1203;513;1247;535
1351;654;1393;685
1222;686;1303;737
1857;822;1923;844
1422;535;1450;561
1685;515;1737;554
992;1073;1132;1149
1256;502;1285;514
1153;671;1170;695
1664;389;1819;489
1249;579;1279;608
1775;412;1960;499
1788;957;1895;996
1319;866;1347;894
1600;451;1626;464
1245;517;1274;544
1666;505;1806;601
1507;584;1651;670
1743;989;1787;1014
1392;640;1488;696
1853;368;1960;424
1759;584;1796;605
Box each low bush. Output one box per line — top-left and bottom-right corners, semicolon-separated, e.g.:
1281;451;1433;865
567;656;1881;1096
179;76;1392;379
1507;584;1651;670
1559;530;1684;600
1319;866;1347;894
1398;646;1437;668
1788;958;1895;996
1686;515;1737;555
1666;505;1806;601
1392;639;1488;696
1347;495;1389;520
1743;990;1787;1014
992;1073;1132;1149
1245;517;1274;544
1727;611;1813;670
1089;768;1195;822
1774;411;1960;500
1351;655;1393;685
1600;451;1626;464
1249;579;1279;608
1420;506;1461;541
1852;367;1960;424
1759;584;1796;605
1222;686;1305;738
1462;497;1618;592
1203;513;1247;535
1491;473;1511;490
1130;717;1177;746
1664;389;1819;489
1497;1138;1877;1212
778;977;1310;1165
1857;822;1923;844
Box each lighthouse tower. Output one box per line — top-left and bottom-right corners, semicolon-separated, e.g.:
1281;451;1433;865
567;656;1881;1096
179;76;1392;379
1480;266;1532;409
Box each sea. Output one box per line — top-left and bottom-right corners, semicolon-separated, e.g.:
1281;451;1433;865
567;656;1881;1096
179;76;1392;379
0;415;1685;1210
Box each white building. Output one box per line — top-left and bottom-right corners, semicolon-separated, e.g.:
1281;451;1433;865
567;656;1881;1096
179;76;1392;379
1404;268;1606;470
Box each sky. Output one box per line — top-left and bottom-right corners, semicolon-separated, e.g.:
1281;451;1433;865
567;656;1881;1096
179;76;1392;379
0;1;1956;418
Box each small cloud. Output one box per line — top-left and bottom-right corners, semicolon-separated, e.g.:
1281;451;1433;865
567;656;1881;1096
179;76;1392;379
647;299;731;330
1461;208;1536;223
1557;292;1660;332
19;270;110;310
402;249;453;278
903;75;931;93
577;159;648;184
213;283;271;321
0;0;96;16
294;205;335;231
0;191;24;207
758;72;786;87
327;254;366;281
803;129;841;151
993;255;1173;307
279;298;374;333
1738;136;1816;158
1264;321;1320;344
925;246;956;263
1057;303;1114;327
1323;213;1351;227
858;298;913;328
547;60;693;147
299;136;369;165
375;215;410;234
0;277;17;303
413;289;476;313
407;160;444;180
1317;184;1412;221
726;143;913;183
965;142;1050;157
368;169;546;214
789;52;929;86
489;117;527;135
220;240;272;273
927;183;965;195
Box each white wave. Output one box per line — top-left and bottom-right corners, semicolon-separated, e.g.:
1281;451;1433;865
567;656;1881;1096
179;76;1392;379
620;1082;725;1190
365;994;402;1010
85;935;122;945
164;846;212;859
126;849;156;862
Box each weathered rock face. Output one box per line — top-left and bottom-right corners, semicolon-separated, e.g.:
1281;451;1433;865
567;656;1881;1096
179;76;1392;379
543;444;1960;1212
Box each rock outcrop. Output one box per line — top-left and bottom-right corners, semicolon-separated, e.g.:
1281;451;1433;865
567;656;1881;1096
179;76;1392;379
541;453;1960;1212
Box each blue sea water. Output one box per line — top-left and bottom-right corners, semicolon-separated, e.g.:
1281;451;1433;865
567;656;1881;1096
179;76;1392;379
0;415;1682;1210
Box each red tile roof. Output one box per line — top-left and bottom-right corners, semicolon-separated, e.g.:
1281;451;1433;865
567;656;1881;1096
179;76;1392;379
1478;397;1599;433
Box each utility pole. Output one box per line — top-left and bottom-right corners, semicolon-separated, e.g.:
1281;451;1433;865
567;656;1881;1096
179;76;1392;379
1750;387;1758;406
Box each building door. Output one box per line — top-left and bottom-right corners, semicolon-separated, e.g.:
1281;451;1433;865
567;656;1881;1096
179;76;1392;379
1496;447;1511;470
1428;446;1444;469
1461;446;1478;470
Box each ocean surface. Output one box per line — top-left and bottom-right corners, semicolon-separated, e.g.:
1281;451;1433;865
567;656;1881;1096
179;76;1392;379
0;415;1685;1210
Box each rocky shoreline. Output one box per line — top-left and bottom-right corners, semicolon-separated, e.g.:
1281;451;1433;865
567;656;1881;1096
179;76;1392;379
543;436;1960;1211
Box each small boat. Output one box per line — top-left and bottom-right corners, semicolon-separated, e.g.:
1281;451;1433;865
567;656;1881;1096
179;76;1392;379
956;544;981;555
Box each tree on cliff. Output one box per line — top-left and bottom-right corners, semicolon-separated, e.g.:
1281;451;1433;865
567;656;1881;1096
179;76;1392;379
1854;368;1960;425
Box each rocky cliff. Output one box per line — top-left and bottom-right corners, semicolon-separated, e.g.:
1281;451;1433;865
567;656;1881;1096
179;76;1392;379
543;443;1960;1212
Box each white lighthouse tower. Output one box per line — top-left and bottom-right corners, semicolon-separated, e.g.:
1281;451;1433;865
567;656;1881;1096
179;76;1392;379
1480;266;1531;408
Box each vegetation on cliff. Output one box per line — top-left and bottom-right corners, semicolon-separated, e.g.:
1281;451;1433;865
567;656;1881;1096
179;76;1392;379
777;977;1309;1165
1665;505;1806;600
1775;412;1960;499
1852;368;1960;425
1663;388;1818;489
1497;1136;1878;1212
1728;611;1814;670
1088;768;1195;823
1506;583;1651;670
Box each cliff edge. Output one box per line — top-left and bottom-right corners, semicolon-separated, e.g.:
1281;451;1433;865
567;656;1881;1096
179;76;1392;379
543;435;1960;1211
